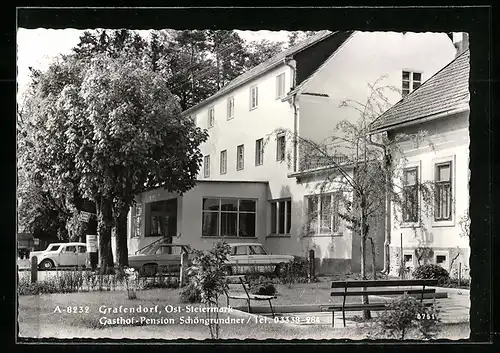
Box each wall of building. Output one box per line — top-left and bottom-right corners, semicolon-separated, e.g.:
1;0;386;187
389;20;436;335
387;110;470;277
127;181;269;254
298;31;457;147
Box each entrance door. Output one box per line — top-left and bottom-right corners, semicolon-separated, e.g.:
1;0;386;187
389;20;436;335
147;198;177;242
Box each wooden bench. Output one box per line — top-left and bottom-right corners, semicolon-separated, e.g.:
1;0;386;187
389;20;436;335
321;279;442;327
223;276;277;318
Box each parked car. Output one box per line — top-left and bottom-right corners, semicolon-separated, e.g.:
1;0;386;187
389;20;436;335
225;243;295;275
29;242;87;269
128;242;193;276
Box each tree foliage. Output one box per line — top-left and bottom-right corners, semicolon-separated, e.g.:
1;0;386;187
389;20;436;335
19;44;208;268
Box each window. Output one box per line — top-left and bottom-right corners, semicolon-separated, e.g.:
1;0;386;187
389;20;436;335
202;198;257;238
403;254;414;268
233;246;247;255
78;246;87;253
133;204;142;238
250;245;267;255
403;167;419;222
236;144;244;170
227;97;235;119
208;107;215;127
276;134;286;161
250;85;259;110
436;255;447;265
204;155;210;178
434;161;452;221
276;73;286;98
270;199;292;235
402;71;422;96
220;150;227;175
145;199;177;237
63;246;77;253
306;193;340;235
255;138;264;166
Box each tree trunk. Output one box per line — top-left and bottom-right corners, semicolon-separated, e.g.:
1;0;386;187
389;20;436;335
96;196;114;270
370;237;377;280
360;197;371;320
382;152;392;274
115;201;129;267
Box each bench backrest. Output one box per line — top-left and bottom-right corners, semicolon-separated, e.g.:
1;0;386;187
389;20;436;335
331;279;438;289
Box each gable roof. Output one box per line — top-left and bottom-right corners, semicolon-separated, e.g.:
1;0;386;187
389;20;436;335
182;30;345;116
370;49;470;133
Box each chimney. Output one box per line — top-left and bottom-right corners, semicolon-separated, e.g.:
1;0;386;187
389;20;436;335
454;32;469;57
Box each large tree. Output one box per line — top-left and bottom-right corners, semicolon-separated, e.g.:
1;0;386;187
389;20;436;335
245;39;285;69
20;50;208;269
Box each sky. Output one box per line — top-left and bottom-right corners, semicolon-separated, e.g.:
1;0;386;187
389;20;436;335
16;28;291;100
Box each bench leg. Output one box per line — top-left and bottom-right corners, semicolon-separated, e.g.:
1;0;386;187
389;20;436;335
268;299;275;319
247;299;251;314
342;310;346;327
332;312;335;327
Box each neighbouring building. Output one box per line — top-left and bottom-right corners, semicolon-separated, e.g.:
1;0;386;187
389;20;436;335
125;30;458;274
369;36;470;278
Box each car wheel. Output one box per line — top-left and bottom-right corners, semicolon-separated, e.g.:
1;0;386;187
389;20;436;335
141;264;158;277
39;259;54;270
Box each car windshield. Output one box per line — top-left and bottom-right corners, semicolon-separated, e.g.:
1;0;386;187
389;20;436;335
137;243;191;255
249;245;267;255
137;243;157;255
46;244;61;252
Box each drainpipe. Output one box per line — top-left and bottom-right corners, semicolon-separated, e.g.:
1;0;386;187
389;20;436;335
284;56;298;172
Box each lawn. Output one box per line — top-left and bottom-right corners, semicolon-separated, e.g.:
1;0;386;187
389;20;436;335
18;285;470;340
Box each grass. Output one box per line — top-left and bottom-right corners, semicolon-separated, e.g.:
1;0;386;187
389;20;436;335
18;284;470;340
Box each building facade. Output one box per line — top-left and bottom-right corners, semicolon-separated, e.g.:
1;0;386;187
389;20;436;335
370;45;470;279
127;30;458;274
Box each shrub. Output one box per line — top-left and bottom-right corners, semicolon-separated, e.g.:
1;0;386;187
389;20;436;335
366;294;441;340
18;277;59;295
142;276;179;290
180;280;202;303
413;264;449;280
437;276;471;289
279;256;315;285
247;276;277;296
186;241;231;339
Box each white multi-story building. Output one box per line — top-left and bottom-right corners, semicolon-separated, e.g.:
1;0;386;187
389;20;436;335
370;36;470;278
125;30;457;274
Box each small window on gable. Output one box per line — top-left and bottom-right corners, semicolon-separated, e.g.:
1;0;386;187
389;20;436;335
250;85;259;110
402;70;422;97
208;107;215;128
276;73;286;99
227;97;235;120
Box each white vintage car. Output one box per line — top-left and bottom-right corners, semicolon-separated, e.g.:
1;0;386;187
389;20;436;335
225;243;295;275
29;242;87;269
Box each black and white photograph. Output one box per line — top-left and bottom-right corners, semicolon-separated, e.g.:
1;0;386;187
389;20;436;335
14;6;492;343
